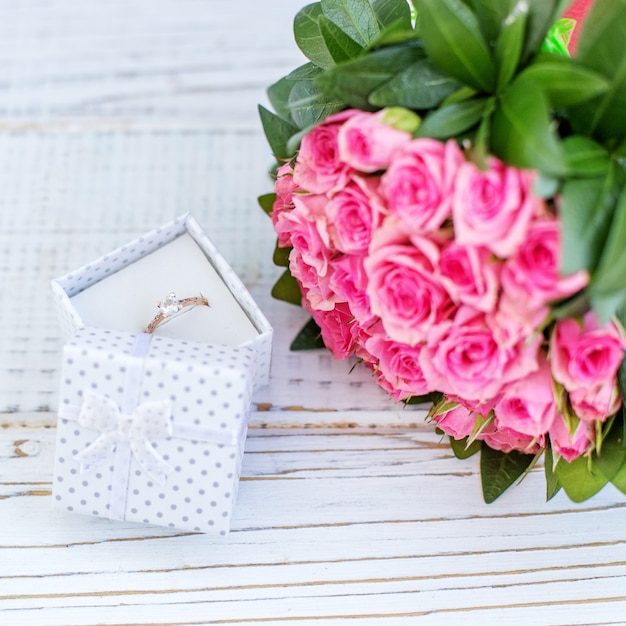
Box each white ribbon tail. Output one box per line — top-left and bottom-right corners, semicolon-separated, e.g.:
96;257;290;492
74;430;120;474
130;438;173;484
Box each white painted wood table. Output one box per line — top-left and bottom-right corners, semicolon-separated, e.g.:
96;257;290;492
2;1;626;624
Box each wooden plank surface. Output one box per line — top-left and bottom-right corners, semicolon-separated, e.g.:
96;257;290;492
2;0;626;624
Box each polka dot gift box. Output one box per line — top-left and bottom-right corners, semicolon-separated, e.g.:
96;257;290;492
50;214;273;534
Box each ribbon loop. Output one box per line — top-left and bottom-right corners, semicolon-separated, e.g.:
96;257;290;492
74;391;174;484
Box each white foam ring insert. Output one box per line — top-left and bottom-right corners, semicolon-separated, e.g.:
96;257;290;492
70;232;259;346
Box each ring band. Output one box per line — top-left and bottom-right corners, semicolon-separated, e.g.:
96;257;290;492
145;292;210;334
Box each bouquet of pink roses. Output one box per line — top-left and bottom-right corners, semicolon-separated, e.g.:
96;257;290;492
259;0;626;503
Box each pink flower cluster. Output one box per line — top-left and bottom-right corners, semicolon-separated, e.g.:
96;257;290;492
271;109;626;462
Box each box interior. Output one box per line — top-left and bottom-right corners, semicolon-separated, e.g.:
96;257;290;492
70;233;259;346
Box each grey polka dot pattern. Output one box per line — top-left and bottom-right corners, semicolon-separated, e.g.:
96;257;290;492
52;325;254;535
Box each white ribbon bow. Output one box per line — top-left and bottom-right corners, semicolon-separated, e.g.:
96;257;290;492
74;391;174;484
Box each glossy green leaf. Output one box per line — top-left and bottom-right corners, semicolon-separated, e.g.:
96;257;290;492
258;105;300;159
290;317;327;350
522;0;571;60
319;15;364;63
480;445;535;503
609;454;626;495
321;0;380;47
494;2;528;90
588;184;626;323
569;0;626;146
449;436;482;460
372;0;412;28
544;445;562;501
316;44;424;110
562;136;611;177
258;193;277;216
593;418;626;482
271;269;303;306
415;98;487;140
620;361;626;402
560;164;623;275
294;3;336;69
288;79;345;129
491;76;566;175
419;0;496;93
555;455;609;503
520;62;609;108
273;244;291;267
466;0;517;44
369;58;460;109
268;76;297;122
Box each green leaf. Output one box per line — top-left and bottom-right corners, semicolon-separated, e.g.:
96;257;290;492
559;163;623;275
569;0;626;146
592;181;626;290
415;98;487;140
258;105;300;159
273;244;291;267
494;1;528;90
271;269;304;306
319;15;364;63
555;455;609;503
369;58;461;109
522;0;571;60
544;445;562;501
316;44;424;110
620;360;626;400
593;417;626;482
449;436;482;460
480;445;535;503
288;79;345;129
466;0;517;44
609;455;626;495
491;76;566;175
290;317;327;350
268;76;297;122
258;193;277;217
520;61;609;108
321;0;380;47
372;0;412;28
419;0;496;93
588;184;626;323
562;136;611;177
294;3;336;69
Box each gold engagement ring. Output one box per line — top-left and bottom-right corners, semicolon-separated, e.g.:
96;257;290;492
145;292;210;334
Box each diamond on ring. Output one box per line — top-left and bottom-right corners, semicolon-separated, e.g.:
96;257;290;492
145;292;210;334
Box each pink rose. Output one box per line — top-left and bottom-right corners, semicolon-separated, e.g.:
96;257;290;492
479;420;544;455
501;217;589;307
271;163;298;247
549;415;592;462
551;312;625;393
290;250;338;312
309;302;358;360
337;110;412;173
438;241;500;312
493;354;557;438
365;220;455;345
433;404;478;440
293;109;357;194
285;194;333;277
326;177;384;254
330;254;375;325
453;158;542;258
365;332;432;400
570;382;622;423
420;306;541;402
381;138;464;232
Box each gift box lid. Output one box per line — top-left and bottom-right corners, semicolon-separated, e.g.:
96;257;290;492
58;327;256;441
